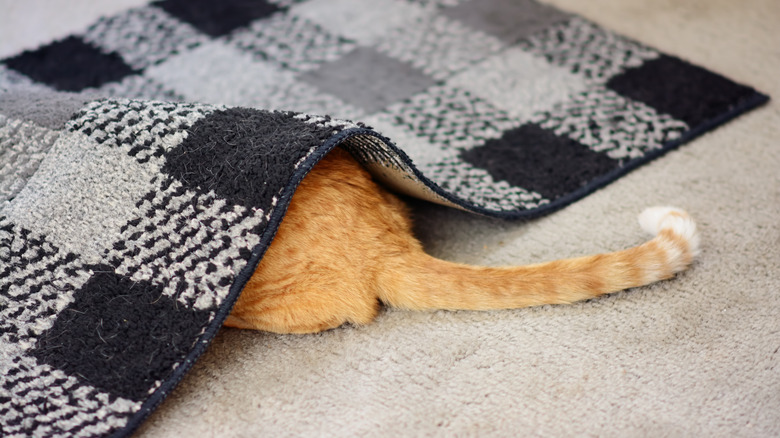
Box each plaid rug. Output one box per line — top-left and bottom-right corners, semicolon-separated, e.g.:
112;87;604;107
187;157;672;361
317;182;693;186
0;0;768;436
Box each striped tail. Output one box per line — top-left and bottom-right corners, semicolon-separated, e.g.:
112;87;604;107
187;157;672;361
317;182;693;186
378;207;700;311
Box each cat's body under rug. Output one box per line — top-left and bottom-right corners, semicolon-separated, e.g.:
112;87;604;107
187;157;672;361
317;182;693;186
226;147;700;334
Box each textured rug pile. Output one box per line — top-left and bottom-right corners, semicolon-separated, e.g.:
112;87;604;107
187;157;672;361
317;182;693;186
0;0;768;436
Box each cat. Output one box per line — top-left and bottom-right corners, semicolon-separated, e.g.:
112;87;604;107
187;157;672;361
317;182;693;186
224;147;700;334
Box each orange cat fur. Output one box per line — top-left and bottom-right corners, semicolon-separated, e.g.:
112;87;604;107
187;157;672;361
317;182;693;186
224;147;700;334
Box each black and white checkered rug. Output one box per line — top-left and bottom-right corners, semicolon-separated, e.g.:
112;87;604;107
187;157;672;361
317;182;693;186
0;0;768;436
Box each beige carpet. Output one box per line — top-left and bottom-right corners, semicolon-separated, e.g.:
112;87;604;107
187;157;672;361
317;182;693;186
3;0;778;436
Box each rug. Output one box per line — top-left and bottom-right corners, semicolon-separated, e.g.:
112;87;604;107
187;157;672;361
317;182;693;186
0;0;768;437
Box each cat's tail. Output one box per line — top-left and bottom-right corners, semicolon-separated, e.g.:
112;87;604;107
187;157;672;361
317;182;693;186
378;207;700;311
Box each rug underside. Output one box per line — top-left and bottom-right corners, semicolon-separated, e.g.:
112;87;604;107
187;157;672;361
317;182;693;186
0;0;768;436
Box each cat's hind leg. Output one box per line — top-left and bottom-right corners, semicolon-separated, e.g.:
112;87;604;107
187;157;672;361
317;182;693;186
226;273;382;334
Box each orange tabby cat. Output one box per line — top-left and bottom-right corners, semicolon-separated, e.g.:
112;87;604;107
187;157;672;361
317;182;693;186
225;147;700;334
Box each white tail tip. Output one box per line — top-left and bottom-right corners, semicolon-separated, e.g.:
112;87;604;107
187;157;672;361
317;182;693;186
638;206;700;257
